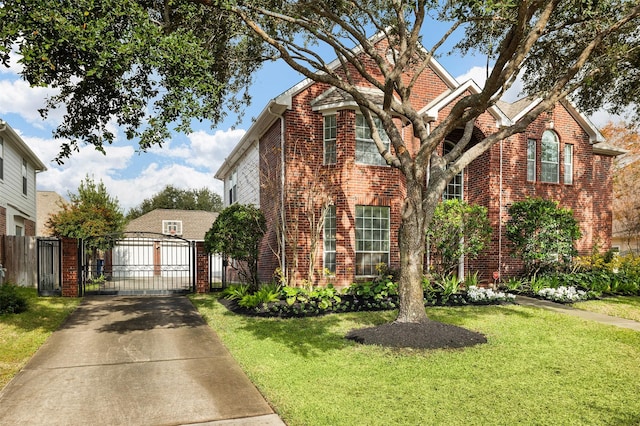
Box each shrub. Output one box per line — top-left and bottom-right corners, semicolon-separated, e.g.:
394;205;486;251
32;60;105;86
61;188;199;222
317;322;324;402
0;283;29;314
537;286;591;303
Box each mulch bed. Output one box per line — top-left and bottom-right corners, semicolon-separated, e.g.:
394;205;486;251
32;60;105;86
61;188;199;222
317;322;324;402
345;320;487;350
217;297;487;350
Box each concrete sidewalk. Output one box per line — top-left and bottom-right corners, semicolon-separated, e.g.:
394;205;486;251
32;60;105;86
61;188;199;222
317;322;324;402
0;296;286;426
517;295;640;331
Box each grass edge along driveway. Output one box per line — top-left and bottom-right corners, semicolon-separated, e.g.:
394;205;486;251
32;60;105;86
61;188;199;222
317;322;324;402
191;294;640;426
0;288;80;389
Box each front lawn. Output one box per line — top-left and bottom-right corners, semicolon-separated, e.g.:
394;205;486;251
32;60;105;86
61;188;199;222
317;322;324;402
573;296;640;322
0;287;80;389
191;293;640;425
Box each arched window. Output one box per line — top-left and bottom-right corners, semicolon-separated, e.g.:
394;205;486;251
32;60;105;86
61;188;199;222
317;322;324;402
443;140;463;200
541;130;559;183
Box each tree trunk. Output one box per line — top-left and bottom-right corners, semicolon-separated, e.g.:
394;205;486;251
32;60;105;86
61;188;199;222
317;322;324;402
396;188;429;323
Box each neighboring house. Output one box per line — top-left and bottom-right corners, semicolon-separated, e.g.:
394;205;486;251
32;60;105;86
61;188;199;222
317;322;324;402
36;191;66;236
215;39;623;288
0;120;47;237
125;209;218;240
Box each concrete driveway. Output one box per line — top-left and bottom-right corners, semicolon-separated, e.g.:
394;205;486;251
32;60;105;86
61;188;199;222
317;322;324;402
0;296;285;426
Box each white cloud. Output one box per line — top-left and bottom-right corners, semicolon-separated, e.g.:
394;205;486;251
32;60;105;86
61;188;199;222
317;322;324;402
456;66;525;103
0;79;63;126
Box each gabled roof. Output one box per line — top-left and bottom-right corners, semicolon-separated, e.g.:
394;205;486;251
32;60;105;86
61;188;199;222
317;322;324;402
215;32;459;180
125;209;218;241
0;120;47;171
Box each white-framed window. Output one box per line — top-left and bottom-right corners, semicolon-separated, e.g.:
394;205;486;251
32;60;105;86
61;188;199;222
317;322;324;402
443;141;463;200
323;114;337;165
162;220;182;236
564;144;574;185
355;114;389;166
228;169;238;204
527;138;536;182
541;130;559;183
0;137;4;180
22;158;27;195
355;205;390;276
323;205;336;274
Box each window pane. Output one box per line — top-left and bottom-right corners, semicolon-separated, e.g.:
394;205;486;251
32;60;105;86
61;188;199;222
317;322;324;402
564;144;573;185
527;139;536;182
324;205;337;273
541;130;559;183
355;205;390;276
355;115;389;166
324;115;337;164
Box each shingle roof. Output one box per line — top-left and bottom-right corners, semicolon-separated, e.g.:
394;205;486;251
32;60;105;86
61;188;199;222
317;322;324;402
125;209;218;241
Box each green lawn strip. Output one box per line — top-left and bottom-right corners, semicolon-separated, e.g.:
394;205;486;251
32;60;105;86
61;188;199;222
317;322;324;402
191;294;640;426
573;296;640;322
0;288;80;389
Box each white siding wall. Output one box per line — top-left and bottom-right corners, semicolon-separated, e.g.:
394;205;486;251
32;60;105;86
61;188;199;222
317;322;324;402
0;135;38;235
224;140;260;207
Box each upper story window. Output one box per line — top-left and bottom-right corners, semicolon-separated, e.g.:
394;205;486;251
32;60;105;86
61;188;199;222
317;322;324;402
355;114;389;166
228;169;238;204
564;144;574;185
163;220;182;236
541;130;559;183
443;141;463;200
323;114;337;165
0;137;4;180
527;139;536;182
22;158;27;195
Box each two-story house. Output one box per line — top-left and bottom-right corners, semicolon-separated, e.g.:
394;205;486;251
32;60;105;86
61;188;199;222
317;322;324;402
0;120;46;237
215;41;622;288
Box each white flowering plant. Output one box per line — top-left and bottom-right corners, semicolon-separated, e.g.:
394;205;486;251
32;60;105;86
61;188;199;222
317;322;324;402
536;286;591;303
466;286;516;303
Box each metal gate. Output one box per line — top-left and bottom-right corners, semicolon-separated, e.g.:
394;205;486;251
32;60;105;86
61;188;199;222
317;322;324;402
37;238;62;296
82;232;196;295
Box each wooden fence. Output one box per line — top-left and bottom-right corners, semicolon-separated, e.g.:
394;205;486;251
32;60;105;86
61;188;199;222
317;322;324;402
0;236;37;287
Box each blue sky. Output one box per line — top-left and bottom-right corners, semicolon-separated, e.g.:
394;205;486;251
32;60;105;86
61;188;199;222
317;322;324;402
0;31;617;212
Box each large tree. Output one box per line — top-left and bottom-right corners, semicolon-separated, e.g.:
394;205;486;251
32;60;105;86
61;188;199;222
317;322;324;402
3;1;639;323
126;185;223;219
47;175;126;251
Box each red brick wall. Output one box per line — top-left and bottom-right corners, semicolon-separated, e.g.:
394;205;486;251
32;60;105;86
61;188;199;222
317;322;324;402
25;219;35;237
61;237;80;297
254;48;614;286
0;206;6;236
195;242;210;293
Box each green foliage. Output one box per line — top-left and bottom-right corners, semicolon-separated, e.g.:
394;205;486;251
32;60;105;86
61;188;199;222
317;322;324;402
434;274;462;305
426;200;492;276
0;0;268;160
126;185;223;219
0;283;28;314
204;204;266;288
221;284;251;301
238;283;282;309
46;175;125;251
506;198;581;276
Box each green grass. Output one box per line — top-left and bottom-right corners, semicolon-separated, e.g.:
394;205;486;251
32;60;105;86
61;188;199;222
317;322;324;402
0;287;80;389
191;294;640;426
573;296;640;322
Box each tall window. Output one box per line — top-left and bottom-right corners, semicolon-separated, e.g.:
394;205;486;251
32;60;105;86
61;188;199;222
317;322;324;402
323;205;336;274
0;138;4;180
443;141;463;200
22;159;27;195
355;206;390;275
527;139;536;182
228;169;238;204
355;114;389;166
564;144;574;185
541;130;559;183
323;114;337;164
162;220;182;236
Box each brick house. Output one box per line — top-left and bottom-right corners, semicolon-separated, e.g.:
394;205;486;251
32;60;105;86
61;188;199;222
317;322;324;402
215;43;623;288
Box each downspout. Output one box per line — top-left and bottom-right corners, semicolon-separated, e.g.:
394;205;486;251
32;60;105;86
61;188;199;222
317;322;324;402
499;137;504;280
268;106;286;284
425;121;431;268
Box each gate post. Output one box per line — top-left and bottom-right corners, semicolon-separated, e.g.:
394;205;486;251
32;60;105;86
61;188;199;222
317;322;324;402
195;242;209;294
61;237;81;297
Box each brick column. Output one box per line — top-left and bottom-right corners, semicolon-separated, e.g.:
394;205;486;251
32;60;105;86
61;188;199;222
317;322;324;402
195;241;210;294
61;237;80;297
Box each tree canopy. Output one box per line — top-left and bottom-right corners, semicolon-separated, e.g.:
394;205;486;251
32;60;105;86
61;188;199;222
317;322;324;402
46;175;126;251
126;185;223;219
4;0;639;323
